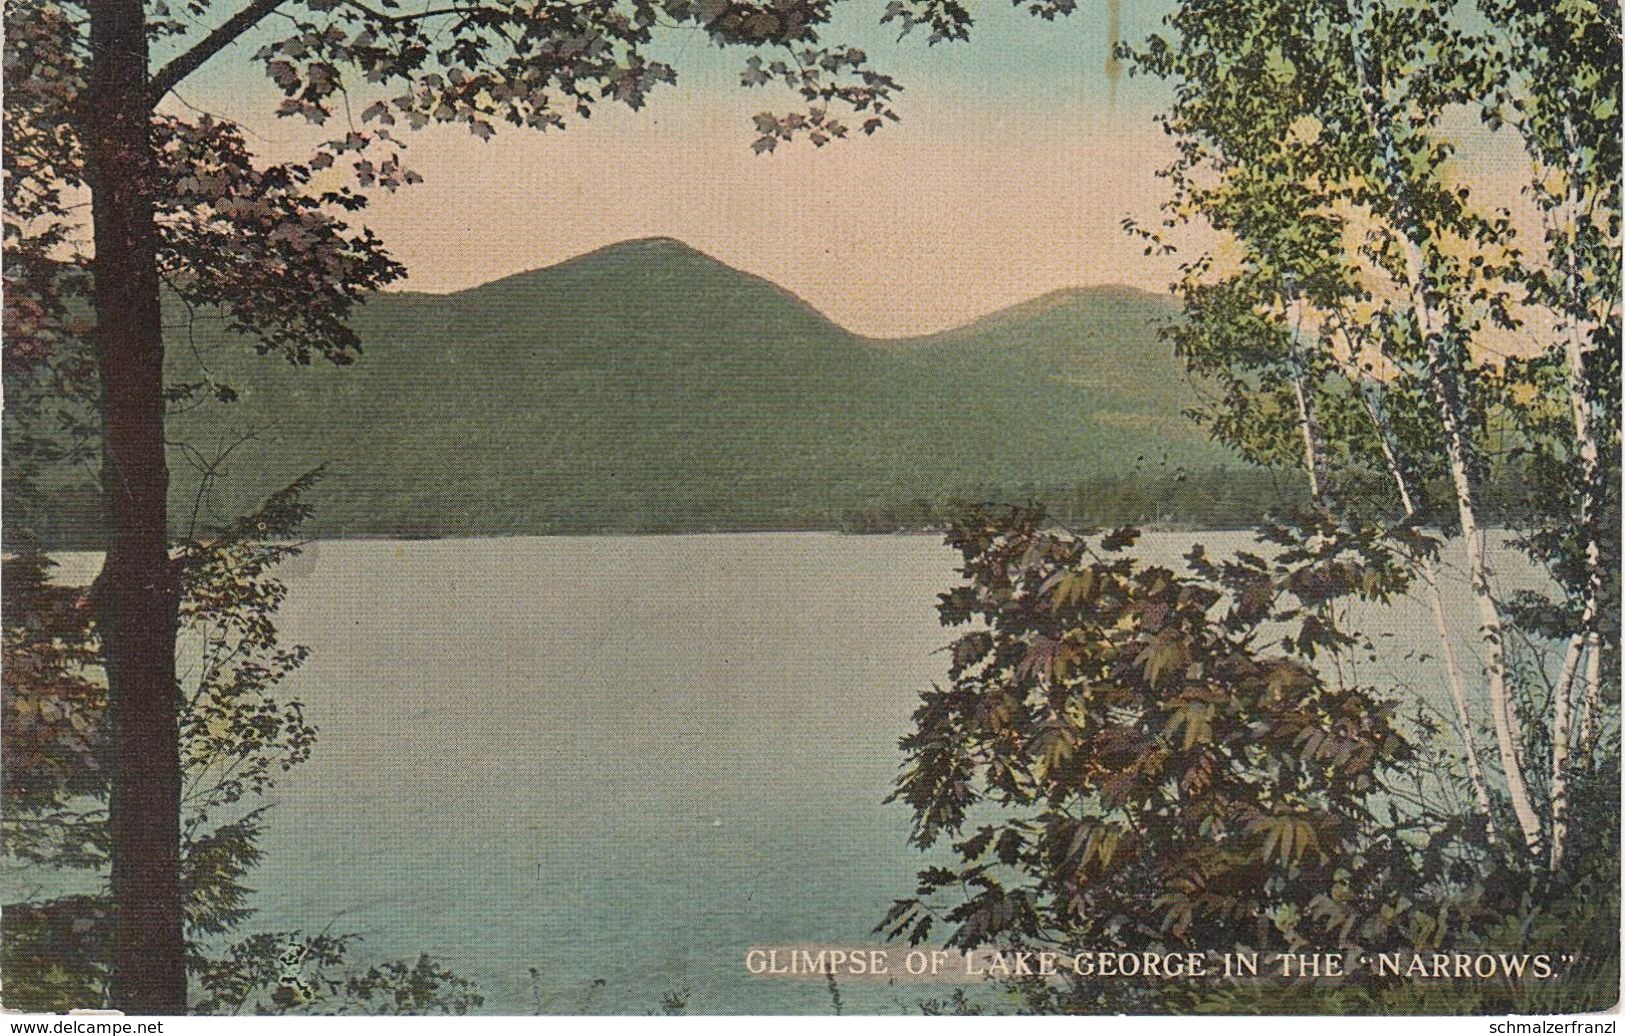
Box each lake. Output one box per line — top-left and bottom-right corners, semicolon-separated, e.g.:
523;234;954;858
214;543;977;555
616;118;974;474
36;532;1551;1014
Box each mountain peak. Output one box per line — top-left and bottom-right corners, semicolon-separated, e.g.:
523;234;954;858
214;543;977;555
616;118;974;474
559;235;720;268
620;235;705;252
433;235;852;341
441;236;731;300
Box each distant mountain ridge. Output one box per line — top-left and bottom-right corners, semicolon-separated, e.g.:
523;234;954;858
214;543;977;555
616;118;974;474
29;238;1256;541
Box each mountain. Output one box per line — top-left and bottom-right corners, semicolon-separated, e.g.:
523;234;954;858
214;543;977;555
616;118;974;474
38;238;1250;540
885;284;1212;456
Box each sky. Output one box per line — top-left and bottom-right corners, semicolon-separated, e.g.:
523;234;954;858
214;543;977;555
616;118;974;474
164;0;1207;336
162;0;1534;338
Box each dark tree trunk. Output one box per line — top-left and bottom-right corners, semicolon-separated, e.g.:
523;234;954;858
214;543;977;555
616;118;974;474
84;0;186;1013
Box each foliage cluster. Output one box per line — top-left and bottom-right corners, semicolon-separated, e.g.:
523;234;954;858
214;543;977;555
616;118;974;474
883;504;1618;1013
1;479;482;1014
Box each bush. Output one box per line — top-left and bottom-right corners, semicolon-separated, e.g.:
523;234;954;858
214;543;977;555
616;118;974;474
880;506;1551;1012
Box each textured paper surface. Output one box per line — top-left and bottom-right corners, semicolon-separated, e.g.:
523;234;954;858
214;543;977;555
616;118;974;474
3;0;1619;1019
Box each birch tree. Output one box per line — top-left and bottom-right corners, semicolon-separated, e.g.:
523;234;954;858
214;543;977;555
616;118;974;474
1477;0;1621;869
1132;0;1619;866
1338;0;1544;857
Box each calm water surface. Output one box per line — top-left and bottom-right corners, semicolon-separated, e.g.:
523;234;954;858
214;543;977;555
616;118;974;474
41;532;1548;1014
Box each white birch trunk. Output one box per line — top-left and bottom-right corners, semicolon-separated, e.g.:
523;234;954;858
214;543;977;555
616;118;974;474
1552;631;1583;868
1287;310;1331;511
1348;356;1497;841
1550;113;1606;868
1581;633;1601;748
1421;307;1542;857
1346;1;1544;857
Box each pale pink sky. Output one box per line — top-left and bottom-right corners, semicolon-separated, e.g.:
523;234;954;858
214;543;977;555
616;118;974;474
322;99;1193;337
167;6;1527;340
159;3;1196;336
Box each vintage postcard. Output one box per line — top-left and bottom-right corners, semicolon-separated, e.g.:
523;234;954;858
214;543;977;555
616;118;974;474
1;0;1619;1023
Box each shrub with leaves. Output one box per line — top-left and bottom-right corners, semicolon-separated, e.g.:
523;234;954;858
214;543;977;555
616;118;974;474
880;506;1511;1009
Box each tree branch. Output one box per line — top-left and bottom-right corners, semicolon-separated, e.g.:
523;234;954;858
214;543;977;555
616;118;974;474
336;0;473;26
147;0;290;110
147;0;483;109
